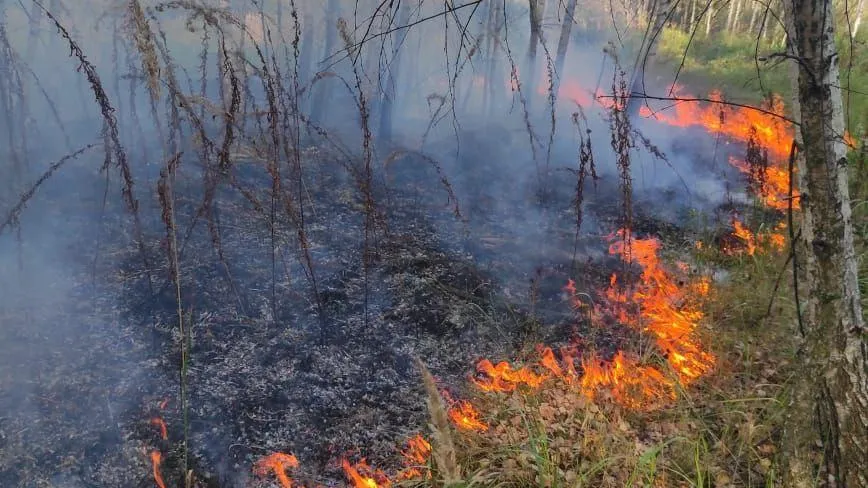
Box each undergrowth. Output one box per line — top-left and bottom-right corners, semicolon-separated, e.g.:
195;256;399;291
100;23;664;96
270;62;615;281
404;236;797;488
655;26;868;136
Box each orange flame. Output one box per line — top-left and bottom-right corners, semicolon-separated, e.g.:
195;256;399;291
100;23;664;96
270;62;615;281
150;417;168;441
254;452;300;488
398;435;432;480
728;157;799;210
639;89;792;159
468;227;714;410
564;279;586;309
726;217;788;256
579;351;676;409
471;359;549;392
150;450;166;488
441;390;488;432
450;399;488;432
606;230;716;385
845;130;857;149
731;219;758;256
341;458;390;488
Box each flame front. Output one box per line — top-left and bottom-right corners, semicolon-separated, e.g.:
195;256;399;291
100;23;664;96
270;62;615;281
342;459;390;488
606;229;716;385
398;434;432;480
150;450;166;488
639;88;792;158
440;389;489;432
473;228;715;410
254;452;300;488
471;359;549;392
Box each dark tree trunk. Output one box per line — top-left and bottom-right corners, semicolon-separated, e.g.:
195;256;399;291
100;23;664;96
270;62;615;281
311;0;339;124
525;0;544;106
377;1;410;145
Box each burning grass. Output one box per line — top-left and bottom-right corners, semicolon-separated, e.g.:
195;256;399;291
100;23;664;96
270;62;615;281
0;2;828;485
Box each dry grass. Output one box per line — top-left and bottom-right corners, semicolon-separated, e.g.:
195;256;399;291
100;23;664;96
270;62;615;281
402;242;798;488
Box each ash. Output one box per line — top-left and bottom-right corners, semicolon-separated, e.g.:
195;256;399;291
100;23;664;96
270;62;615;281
0;120;738;487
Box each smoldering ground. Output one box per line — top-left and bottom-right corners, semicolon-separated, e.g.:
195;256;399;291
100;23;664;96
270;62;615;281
0;1;755;486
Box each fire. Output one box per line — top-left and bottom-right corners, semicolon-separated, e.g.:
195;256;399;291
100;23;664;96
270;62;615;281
564;279;585;309
538;346;580;386
845;130;857;149
470;228;714;410
539;77;594;107
254;452;300;488
579;351;676;409
728;157;799;210
725;217;788;256
150;450;166;488
441;390;488;432
639;89;792;159
732;219;758;256
150;417;168;441
605;229;715;386
398;435;432;480
693;276;711;297
341;459;391;488
471;359;548;392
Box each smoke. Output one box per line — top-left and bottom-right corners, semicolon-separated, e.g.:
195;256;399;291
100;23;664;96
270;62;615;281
0;1;749;486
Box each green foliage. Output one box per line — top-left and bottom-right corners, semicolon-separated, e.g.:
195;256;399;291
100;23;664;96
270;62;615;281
655;27;868;135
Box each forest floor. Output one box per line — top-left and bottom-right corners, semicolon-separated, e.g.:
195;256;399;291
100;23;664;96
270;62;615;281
0;103;760;487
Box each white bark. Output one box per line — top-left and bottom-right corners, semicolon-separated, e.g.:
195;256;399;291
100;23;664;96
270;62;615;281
706;0;715;36
731;0;744;33
854;0;866;37
783;0;868;486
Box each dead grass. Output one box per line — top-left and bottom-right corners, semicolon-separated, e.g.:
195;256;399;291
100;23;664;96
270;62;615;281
402;241;798;488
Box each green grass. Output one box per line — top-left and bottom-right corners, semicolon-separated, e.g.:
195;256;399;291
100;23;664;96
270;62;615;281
654;27;868;135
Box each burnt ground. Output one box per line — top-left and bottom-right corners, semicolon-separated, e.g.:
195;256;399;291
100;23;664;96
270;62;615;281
0;120;760;487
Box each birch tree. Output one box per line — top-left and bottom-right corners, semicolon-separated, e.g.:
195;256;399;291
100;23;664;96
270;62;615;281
854;0;866;37
625;0;676;115
783;0;868;485
555;0;578;76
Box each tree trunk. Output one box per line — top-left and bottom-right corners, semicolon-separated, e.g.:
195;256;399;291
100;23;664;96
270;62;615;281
689;0;698;31
377;1;409;145
311;0;339;124
555;0;578;76
761;4;770;41
783;1;868;486
525;0;544;104
731;0;743;34
706;0;715;36
854;0;866;38
625;0;675;116
747;2;759;35
485;1;506;117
